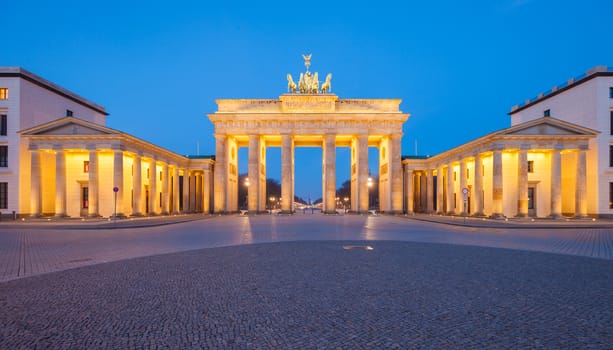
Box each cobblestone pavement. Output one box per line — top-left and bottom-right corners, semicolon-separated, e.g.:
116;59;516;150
0;241;611;349
1;214;613;283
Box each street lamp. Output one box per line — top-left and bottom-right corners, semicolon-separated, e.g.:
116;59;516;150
343;197;349;211
269;196;275;212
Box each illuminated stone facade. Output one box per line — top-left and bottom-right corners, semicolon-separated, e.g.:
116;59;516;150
403;118;597;218
208;95;409;214
1;64;612;218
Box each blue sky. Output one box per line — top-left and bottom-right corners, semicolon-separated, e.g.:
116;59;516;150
4;0;612;200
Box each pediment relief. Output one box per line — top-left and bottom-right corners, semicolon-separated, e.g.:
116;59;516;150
20;117;118;136
34;123;113;136
503;119;596;136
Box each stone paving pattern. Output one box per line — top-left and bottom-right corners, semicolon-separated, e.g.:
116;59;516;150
1;214;613;282
1;214;613;348
1;241;612;349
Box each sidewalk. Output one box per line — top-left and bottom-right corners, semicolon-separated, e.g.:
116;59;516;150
0;213;212;230
403;213;613;229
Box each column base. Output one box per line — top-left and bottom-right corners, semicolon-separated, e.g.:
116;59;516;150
131;212;145;217
490;213;505;219
88;213;101;218
112;213;127;219
29;213;42;218
472;212;485;217
574;214;589;219
548;214;564;220
147;212;158;217
445;211;455;216
515;213;529;218
161;211;170;216
54;213;70;218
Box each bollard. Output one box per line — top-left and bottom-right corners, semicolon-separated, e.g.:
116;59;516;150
12;211;16;220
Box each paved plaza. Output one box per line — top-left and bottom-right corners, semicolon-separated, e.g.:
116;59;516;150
1;215;612;348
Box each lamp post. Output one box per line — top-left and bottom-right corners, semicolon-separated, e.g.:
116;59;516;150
269;196;275;213
113;186;119;222
344;197;349;212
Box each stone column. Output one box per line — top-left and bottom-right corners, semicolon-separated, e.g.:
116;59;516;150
492;150;504;218
248;135;261;213
132;154;143;216
424;169;432;213
323;134;336;213
446;164;454;215
113;150;124;217
437;165;444;214
575;148;588;217
405;167;414;214
182;169;190;213
390;134;403;213
473;153;484;216
203;168;211;214
550;148;562;218
517;149;529;217
281;134;294;213
88;149;99;217
54;149;67;217
357;135;369;213
161;162;169;215
172;166;180;214
190;172;197;213
30;149;42;217
459;160;467;215
213;134;227;213
149;159;157;215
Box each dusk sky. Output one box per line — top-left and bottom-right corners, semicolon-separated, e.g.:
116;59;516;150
4;0;612;200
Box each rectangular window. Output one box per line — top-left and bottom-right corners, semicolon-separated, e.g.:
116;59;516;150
453;171;456;181
83;160;89;173
610;183;613;209
610;111;613;135
159;192;162;207
147;168;150;178
543;109;551;117
160;171;163;181
528;160;534;173
66;109;73;117
466;168;469;179
610;87;613;99
610;145;613;167
0;146;7;167
82;187;89;209
0;88;7;100
0;115;6;136
0;182;7;209
453;193;457;209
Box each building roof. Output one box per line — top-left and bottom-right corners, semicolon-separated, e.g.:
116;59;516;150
509;66;613;115
404;116;599;165
0;67;108;116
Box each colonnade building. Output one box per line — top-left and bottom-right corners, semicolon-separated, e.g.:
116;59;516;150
1;64;612;219
0;67;212;218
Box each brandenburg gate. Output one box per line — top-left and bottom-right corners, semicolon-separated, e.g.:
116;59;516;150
208;55;409;214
